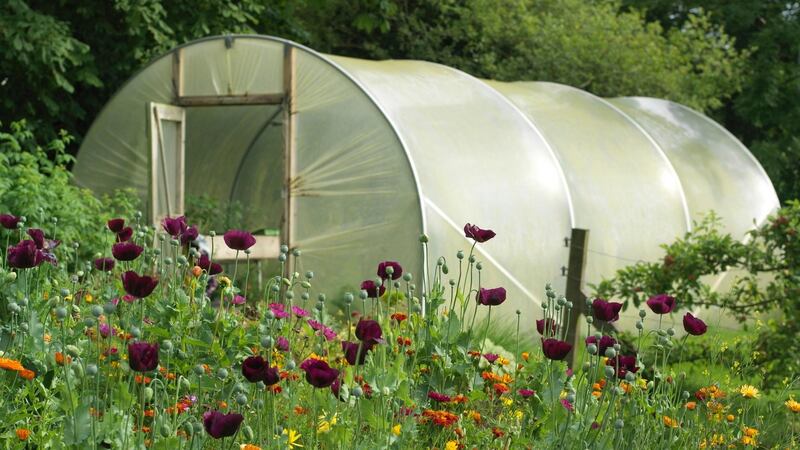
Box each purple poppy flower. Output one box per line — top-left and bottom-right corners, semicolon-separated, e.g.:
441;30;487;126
428;391;451;403
121;271;159;298
646;294;676;314
197;254;222;275
322;327;337;341
591;298;623;322
93;258;115;272
536;318;559;336
27;228;59;251
342;341;372;365
360;280;386;298
223;229;256;251
683;313;707;336
518;389;535;398
331;377;345;401
162;216;187;238
0;214;20;230
300;358;340;388
116;227;133;243
128;341;159;372
6;240;47;268
99;323;115;338
241;356;279;384
478;287;506;306
107;218;125;233
464;223;496;243
585;335;616;356
112;242;143;261
202;411;244;439
355;319;384;344
231;295;246;305
269;303;290;319
180;225;198;245
561;398;575;413
542;338;572;361
275;336;290;352
377;261;402;280
291;306;309;318
483;353;499;364
606;354;639;378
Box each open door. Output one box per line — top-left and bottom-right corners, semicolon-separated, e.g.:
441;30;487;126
148;103;185;225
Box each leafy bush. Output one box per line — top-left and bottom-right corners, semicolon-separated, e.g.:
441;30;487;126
594;203;800;383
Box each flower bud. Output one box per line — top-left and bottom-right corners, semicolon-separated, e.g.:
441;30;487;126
6;272;16;281
243;425;254;440
614;419;624;429
7;302;20;314
192;422;203;434
635;321;644;330
55;307;68;320
86;364;98;376
604;348;617;359
587;344;598;355
180;377;191;390
586;316;594;324
604;366;616;378
475;262;482;270
261;336;274;348
419;234;428;243
352;385;363;398
582;362;592;371
130;326;141;338
160;424;173;438
144;387;154;401
193;365;205;376
442;265;449;275
315;302;324;311
278;254;286;262
638;309;646;318
216;368;228;379
280;244;289;253
292;249;301;257
162;340;174;352
305;271;314;280
285;360;296;370
65;345;81;357
91;305;103;318
667;327;675;336
456;250;464;260
403;273;412;282
344;292;354;304
385;266;394;275
236;394;247;405
625;371;636;382
103;302;117;315
318;294;326;302
301;292;310;300
285;290;294;300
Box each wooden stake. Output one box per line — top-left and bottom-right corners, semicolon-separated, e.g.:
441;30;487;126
565;228;589;368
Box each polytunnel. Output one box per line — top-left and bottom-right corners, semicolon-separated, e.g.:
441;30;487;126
73;35;780;328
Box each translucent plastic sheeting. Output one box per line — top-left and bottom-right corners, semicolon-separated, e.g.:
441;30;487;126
489;81;691;327
609;97;779;236
290;51;423;298
73;56;174;198
333;58;574;321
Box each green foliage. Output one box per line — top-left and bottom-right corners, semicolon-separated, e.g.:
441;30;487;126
186;194;244;235
626;0;800;202
0;120;139;264
299;0;748;112
593;203;800;382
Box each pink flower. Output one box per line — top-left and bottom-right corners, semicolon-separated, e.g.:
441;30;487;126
561;398;574;413
268;303;290;319
428;391;451;403
291;306;309;318
483;353;499;364
518;389;535;398
231;295;246;305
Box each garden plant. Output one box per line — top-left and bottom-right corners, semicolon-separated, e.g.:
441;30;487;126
0;206;798;449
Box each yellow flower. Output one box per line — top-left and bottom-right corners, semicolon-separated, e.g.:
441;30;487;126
514;410;524;420
391;424;401;436
84;293;93;303
726;414;735;422
786;398;800;413
743;427;758;437
283;428;302;448
219;276;232;287
738;385;760;399
663;416;678;428
445;441;458;450
636;378;648;390
741;436;756;446
501;397;513;406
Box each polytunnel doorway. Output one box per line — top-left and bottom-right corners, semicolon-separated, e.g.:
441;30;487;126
146;44;299;261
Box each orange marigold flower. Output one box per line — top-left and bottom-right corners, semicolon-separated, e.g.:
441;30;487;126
493;383;510;395
0;357;25;372
421;409;458;427
144;409;155;417
726;414;735;422
218;401;228;409
15;428;30;440
294;406;307;415
241;445;262;450
202;364;211;374
786;398;800;413
18;369;35;380
663;416;678;428
391;313;407;323
521;352;529;362
191;266;203;277
591;391;602;398
468;410;482;424
468;350;481;358
452;394;468;404
685;401;697;410
619;382;632;394
44;334;52;344
134;375;152;384
269;385;282;394
498;357;510;366
492;427;505;438
743;427;758;437
592;383;602;391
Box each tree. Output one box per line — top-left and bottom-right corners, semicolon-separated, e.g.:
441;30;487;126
624;0;800;202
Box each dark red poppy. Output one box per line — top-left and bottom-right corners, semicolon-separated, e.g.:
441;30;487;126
107;218;125;233
0;214;20;230
428;391;451;402
300;358;340;388
27;228;59;251
121;271;159;298
355;319;384;344
682;313;707;336
342;341;372;365
646;294;676;314
542;338;572;361
606;354;639;378
478;287;506;306
112;242;143;261
585;335;616;356
162;216;187;238
360;280;386;298
377;261;403;280
197;254;222;275
93;258;115;272
536;318;559;336
6;240;47;268
202;411;244;439
591;299;623;322
464;223;496;243
223;229;256;251
241;356;280;385
127;341;159;372
331;377;345;401
180;225;198;245
116;227;133;242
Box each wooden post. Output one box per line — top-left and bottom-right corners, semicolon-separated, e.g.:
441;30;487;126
564;228;589;368
282;45;296;252
172;48;183;101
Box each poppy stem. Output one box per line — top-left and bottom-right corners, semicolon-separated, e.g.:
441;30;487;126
479;306;492;357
